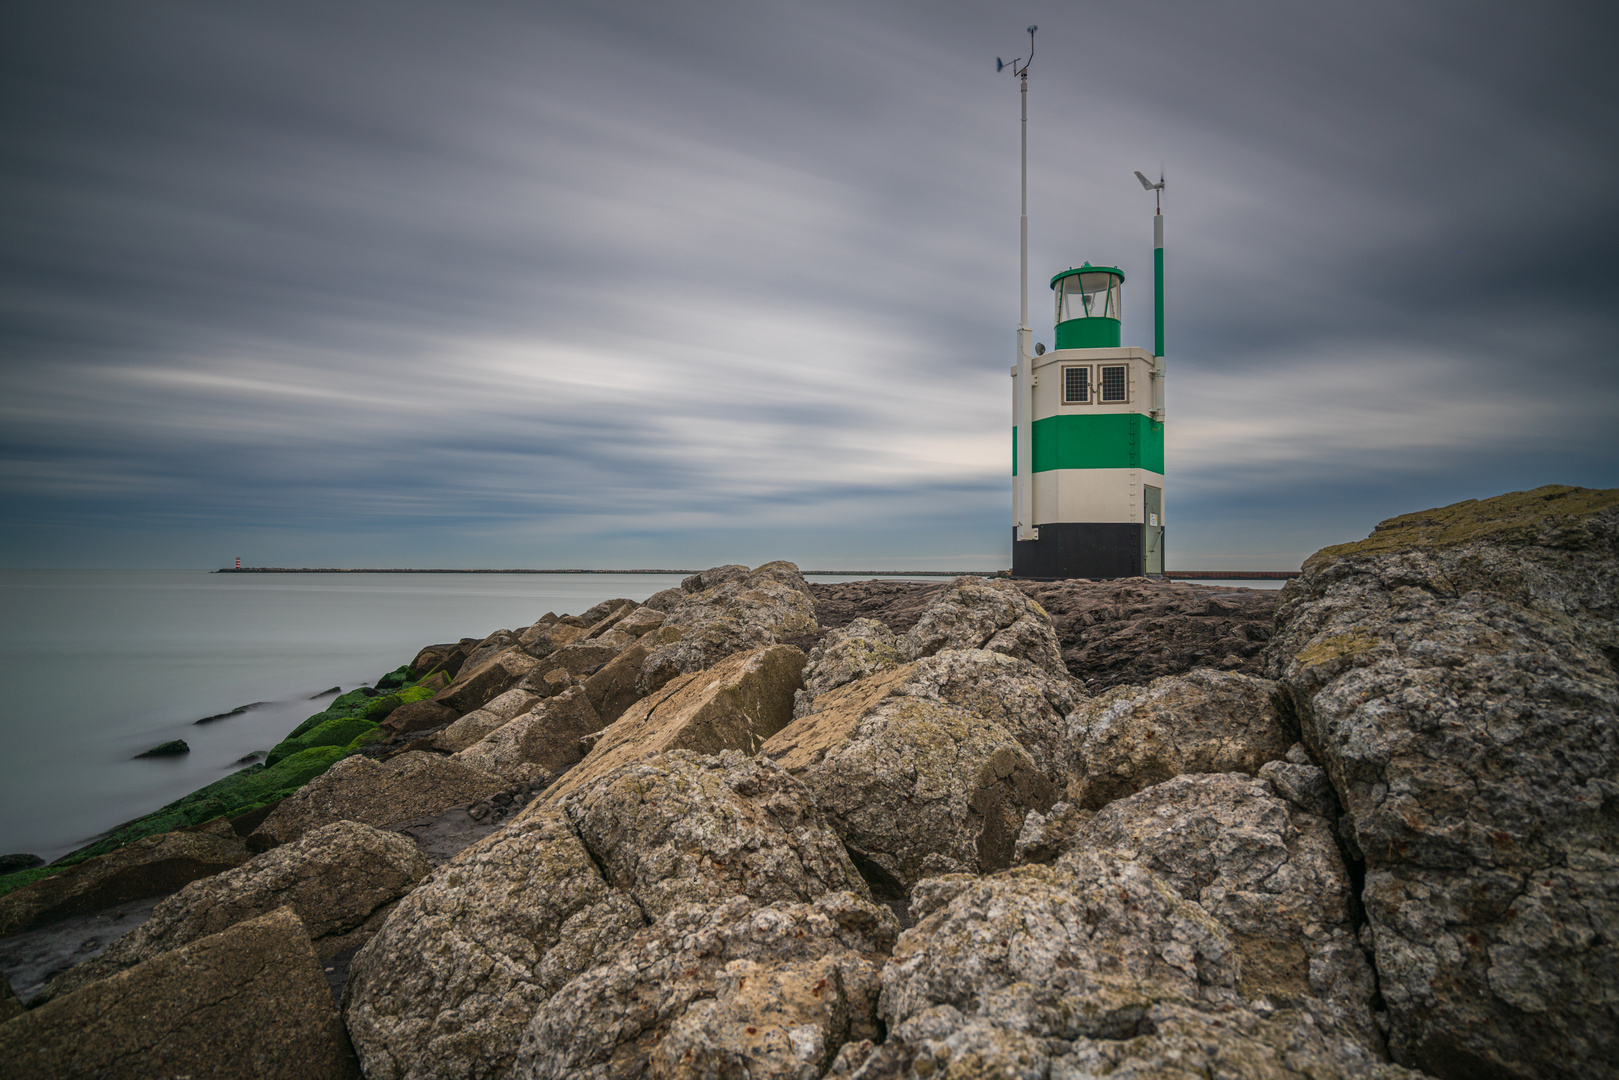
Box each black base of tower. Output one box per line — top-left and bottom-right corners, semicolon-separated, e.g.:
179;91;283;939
1011;522;1164;581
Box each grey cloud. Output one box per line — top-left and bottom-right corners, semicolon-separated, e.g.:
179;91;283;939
1;0;1614;570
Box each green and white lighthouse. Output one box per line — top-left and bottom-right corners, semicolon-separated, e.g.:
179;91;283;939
1002;26;1167;579
1011;261;1166;578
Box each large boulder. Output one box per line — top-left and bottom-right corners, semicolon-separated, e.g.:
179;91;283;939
542;644;806;806
581;638;652;723
517;619;584;660
543;639;624;676
854;854;1415;1080
249;751;506;848
762;652;1068;889
0;907;360;1079
1063;667;1295;809
562;750;870;918
637;562;818;696
1064;771;1378;1046
459;629;520;675
612;606;668;638
451;686;604;784
897;575;1067;676
45;820;429;1000
381;698;458;736
433;647;540;715
434;687;543;753
344;747;868;1080
342;809;647;1080
413;638;479;681
0;829;251;936
516;892;895;1080
1266;485;1619;1080
793;617;903;718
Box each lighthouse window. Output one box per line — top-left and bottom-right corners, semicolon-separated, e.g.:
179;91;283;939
1100;365;1128;402
1063;366;1088;403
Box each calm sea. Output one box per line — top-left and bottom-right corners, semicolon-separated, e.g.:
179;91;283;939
0;570;693;863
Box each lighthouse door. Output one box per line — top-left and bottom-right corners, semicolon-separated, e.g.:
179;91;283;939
1143;485;1164;576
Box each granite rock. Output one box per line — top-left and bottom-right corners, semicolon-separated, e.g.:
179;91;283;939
1067;771;1378;1045
1266;485;1619;1080
562;750;870;918
853;853;1412;1080
342;809;646;1080
543;644;806;806
516;892;896;1080
1064;667;1295;810
637;562;817;696
433;647;541;716
434;687;543;752
44;819;429;1000
793;617;902;719
763;655;1061;889
0;907;360;1080
250;751;506;848
452;686;604;784
0;829;251;936
897;576;1067;677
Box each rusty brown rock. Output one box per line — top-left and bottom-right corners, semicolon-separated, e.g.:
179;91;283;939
0;907;360;1080
452;686;604;783
1063;667;1295;810
432;647;540;715
0;830;251;936
249;752;505;847
541;644;807;807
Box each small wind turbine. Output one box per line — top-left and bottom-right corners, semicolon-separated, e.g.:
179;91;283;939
1135;168;1165;214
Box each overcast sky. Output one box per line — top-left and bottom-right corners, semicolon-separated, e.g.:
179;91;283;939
2;0;1614;571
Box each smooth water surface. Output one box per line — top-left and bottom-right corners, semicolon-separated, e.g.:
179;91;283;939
0;570;686;861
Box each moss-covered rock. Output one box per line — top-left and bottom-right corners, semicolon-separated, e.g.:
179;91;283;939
1302;483;1619;571
360;694;403;722
0;864;69;900
266;718;379;766
58;746;348;867
374;665;417;692
282;687;383;743
344;728;383;752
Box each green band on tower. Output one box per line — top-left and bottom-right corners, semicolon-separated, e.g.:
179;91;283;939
1154;242;1164;358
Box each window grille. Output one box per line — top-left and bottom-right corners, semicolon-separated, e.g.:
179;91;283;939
1063;366;1088;403
1100;365;1127;402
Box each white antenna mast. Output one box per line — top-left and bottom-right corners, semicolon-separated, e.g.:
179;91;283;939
1000;25;1039;543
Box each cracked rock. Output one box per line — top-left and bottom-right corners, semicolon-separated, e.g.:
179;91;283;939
1268;485;1619;1080
1064;667;1295;810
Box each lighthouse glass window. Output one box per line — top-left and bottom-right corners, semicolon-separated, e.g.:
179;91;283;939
1100;365;1128;402
1063;366;1089;404
1057;273;1121;322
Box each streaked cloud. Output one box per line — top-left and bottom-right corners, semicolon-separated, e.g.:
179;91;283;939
1;0;1613;571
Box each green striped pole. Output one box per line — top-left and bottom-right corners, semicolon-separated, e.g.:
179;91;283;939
1154;213;1164;360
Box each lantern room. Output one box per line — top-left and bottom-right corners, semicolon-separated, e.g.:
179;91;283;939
1051;264;1123;349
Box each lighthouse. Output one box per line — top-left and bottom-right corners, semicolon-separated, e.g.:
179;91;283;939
1001;26;1167;580
1011;262;1165;578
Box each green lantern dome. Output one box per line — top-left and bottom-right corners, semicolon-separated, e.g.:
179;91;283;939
1050;263;1124;349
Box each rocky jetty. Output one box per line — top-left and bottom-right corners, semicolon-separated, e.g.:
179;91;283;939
0;484;1613;1080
